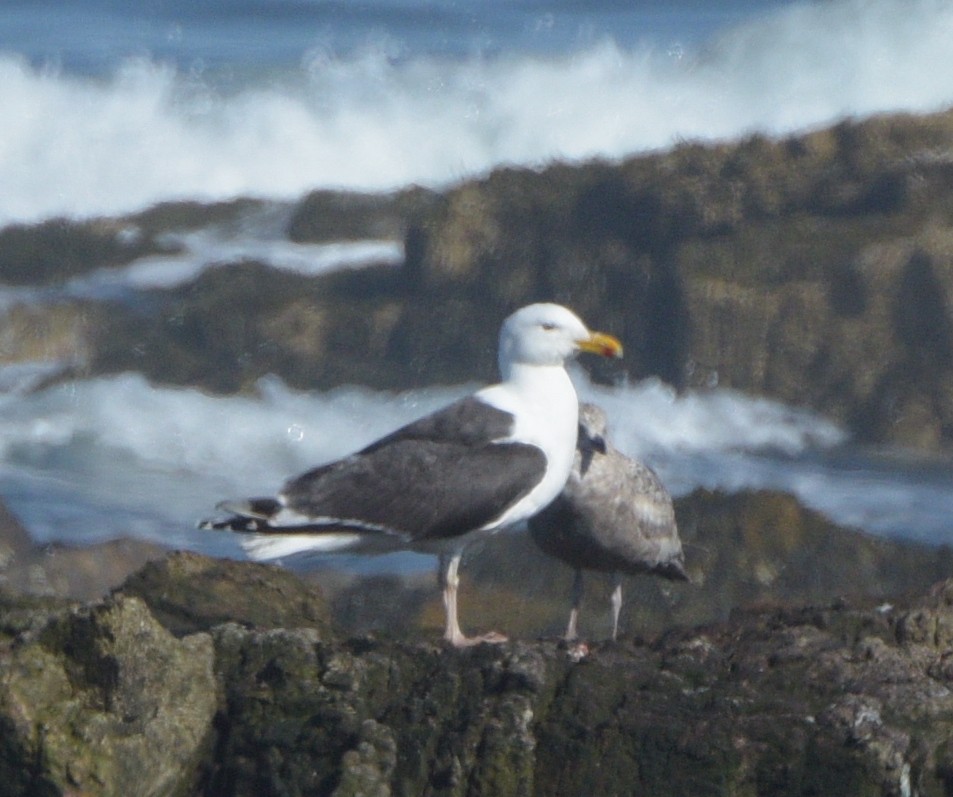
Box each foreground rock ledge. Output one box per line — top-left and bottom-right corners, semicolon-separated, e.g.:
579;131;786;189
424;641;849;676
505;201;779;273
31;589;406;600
3;559;953;796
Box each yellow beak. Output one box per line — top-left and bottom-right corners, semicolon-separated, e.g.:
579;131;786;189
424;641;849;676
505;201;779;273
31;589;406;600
577;331;623;359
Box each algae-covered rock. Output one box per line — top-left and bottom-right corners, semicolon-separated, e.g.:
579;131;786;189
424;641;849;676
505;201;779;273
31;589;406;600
399;110;953;448
84;260;409;393
0;198;272;288
206;580;953;796
0;302;94;368
2;543;953;795
529;595;953;797
286;187;438;243
0;217;170;286
118;550;333;638
209;630;556;797
0;593;216;797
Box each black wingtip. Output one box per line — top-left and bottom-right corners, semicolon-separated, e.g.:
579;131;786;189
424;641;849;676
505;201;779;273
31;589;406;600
198;515;266;532
200;496;282;533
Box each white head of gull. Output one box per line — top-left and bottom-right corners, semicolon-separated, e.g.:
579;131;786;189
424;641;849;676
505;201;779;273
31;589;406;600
201;302;622;646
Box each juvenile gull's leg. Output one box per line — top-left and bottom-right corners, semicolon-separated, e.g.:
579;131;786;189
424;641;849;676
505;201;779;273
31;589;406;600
610;574;624;641
565;568;584;641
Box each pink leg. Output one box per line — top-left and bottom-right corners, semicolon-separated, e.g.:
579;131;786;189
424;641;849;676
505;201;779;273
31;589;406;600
564;568;584;641
610;574;623;641
439;553;507;647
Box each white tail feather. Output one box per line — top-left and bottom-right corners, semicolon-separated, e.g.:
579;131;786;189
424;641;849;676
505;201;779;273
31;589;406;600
241;532;364;561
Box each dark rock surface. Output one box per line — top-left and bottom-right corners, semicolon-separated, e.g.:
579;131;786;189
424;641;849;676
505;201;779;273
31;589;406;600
1;490;951;796
120;551;333;637
0;199;265;287
397;111;953;448
2;548;953;796
286;186;438;243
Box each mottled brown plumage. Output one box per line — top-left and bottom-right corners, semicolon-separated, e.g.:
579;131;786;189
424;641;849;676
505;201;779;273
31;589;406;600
530;402;687;640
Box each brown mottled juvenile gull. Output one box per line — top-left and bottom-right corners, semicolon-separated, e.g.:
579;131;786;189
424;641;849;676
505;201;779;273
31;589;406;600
201;303;622;647
529;402;687;641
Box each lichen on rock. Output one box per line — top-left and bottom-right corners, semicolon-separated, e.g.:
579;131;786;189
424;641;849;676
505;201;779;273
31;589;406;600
0;594;216;797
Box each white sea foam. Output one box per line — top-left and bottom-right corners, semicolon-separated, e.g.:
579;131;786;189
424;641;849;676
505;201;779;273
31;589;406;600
0;213;404;307
580;377;846;459
2;0;953;226
2;369;950;558
64;235;403;298
0;372;469;550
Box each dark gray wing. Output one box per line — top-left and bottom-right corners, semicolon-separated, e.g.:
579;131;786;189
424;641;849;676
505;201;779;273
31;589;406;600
280;396;547;541
358;396;517;451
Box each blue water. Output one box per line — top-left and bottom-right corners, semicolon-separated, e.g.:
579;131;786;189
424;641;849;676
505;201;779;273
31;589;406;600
3;0;792;75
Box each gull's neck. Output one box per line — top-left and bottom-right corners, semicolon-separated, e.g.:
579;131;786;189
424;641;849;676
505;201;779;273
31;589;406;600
478;360;581;530
501;361;573;393
479;360;579;432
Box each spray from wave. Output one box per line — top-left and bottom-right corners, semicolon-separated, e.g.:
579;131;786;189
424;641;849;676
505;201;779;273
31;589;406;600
1;0;952;226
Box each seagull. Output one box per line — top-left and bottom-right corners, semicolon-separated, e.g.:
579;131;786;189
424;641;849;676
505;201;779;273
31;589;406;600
528;402;687;641
201;303;622;646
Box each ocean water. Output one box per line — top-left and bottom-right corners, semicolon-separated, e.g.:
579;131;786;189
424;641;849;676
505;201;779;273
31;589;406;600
1;0;953;224
2;0;953;563
2;358;953;565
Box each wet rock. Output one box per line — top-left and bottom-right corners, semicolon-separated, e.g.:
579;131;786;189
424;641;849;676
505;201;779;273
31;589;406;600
0;216;171;286
0;196;264;294
398;111;953;450
0;302;94;369
84;260;408;393
130;198;269;239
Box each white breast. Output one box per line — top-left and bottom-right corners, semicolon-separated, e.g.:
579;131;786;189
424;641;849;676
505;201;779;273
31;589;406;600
475;362;580;530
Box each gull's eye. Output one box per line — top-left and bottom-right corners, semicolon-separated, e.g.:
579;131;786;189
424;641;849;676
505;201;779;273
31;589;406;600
540;322;557;331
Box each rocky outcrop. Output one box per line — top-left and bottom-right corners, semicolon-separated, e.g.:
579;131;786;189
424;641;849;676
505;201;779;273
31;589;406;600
397;111;953;448
120;551;333;637
6;109;953;447
3;550;953;796
1;491;952;796
0;594;216;797
286;187;438;243
0;199;268;286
